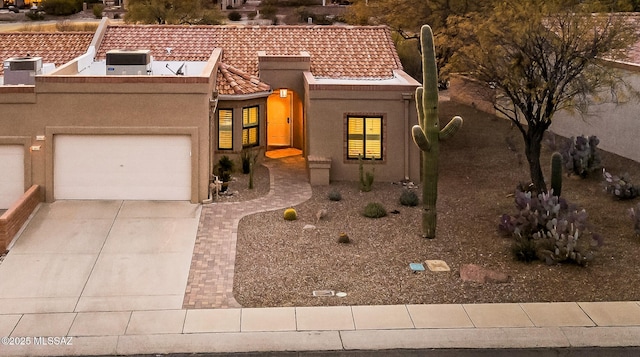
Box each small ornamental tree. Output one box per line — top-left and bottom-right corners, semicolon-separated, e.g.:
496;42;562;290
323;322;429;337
451;1;637;192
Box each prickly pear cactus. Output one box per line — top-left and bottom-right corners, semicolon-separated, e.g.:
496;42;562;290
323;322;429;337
411;25;463;239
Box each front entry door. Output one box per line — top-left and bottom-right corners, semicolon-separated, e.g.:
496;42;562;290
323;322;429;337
267;91;292;147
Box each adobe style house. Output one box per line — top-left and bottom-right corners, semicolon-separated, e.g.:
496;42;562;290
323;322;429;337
0;19;421;209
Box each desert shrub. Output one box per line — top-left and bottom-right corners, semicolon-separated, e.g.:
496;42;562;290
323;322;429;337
42;0;82;16
283;208;298;221
629;203;640;236
228;11;242;21
560;135;601;178
499;190;602;266
327;189;342;201
217;155;234;173
259;4;277;18
399;189;419;206
26;10;45;21
603;169;638;200
215;155;234;184
363;202;386;218
295;6;313;21
247;10;257;19
92;3;104;18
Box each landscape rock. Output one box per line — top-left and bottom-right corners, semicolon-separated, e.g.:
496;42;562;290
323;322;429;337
315;209;328;223
459;264;510;283
303;224;316;230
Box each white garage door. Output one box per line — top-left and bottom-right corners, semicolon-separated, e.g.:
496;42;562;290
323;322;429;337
0;145;25;209
54;135;191;200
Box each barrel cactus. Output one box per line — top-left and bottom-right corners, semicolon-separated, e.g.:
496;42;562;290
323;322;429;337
411;25;463;238
283;208;298;221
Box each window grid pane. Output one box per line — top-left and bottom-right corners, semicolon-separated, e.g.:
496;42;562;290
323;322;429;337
243;106;259;127
243;127;258;146
347;116;382;159
242;106;259;147
218;109;233;150
365;117;382;159
348;117;364;158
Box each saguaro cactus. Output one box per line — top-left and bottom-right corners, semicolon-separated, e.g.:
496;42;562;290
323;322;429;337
412;25;463;239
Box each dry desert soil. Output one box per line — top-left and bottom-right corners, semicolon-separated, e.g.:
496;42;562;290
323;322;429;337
231;101;640;307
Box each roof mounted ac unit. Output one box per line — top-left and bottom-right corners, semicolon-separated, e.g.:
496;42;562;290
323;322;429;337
3;57;43;85
106;50;152;75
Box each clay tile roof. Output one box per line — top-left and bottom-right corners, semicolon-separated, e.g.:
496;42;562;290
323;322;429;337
0;32;93;76
96;25;403;79
218;62;271;95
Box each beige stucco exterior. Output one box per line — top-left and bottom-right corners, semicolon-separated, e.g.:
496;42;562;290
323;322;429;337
550;62;640;163
239;53;422;183
304;71;421;182
0;25;421;206
0;51;219;203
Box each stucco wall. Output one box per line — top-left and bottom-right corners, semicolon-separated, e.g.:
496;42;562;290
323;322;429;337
0;185;40;252
304;76;420;183
0;75;215;203
259;54;309;153
550;64;640;163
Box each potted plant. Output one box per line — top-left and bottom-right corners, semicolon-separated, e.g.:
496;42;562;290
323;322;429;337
216;155;234;192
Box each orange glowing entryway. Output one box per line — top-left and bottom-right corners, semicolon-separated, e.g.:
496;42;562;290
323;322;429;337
267;90;292;147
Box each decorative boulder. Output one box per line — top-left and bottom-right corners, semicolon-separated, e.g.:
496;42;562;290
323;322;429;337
460;264;510;284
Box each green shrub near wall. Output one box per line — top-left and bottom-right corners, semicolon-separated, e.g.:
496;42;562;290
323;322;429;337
42;0;83;16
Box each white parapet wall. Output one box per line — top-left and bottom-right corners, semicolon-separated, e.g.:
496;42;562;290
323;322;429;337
550;63;640;163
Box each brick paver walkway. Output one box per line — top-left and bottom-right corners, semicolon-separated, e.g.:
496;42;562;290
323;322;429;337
182;155;312;309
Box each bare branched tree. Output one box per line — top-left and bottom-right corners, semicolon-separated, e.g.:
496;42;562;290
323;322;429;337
451;1;637;192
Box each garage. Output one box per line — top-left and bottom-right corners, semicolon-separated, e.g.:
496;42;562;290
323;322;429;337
0;145;25;209
54;135;192;200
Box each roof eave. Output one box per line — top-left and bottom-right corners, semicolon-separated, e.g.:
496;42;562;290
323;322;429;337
218;90;273;101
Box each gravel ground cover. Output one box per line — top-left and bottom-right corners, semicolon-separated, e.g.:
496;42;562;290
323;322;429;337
233;102;640;307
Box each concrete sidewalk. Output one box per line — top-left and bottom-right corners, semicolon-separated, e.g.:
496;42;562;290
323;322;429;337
0;302;639;355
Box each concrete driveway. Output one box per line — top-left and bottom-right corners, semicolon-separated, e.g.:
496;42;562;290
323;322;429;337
0;200;200;314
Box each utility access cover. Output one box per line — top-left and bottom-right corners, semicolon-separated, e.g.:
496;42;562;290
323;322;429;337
409;263;425;272
312;290;335;297
425;260;451;272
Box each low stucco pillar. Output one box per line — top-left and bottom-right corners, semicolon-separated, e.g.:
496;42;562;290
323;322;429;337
307;155;331;185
